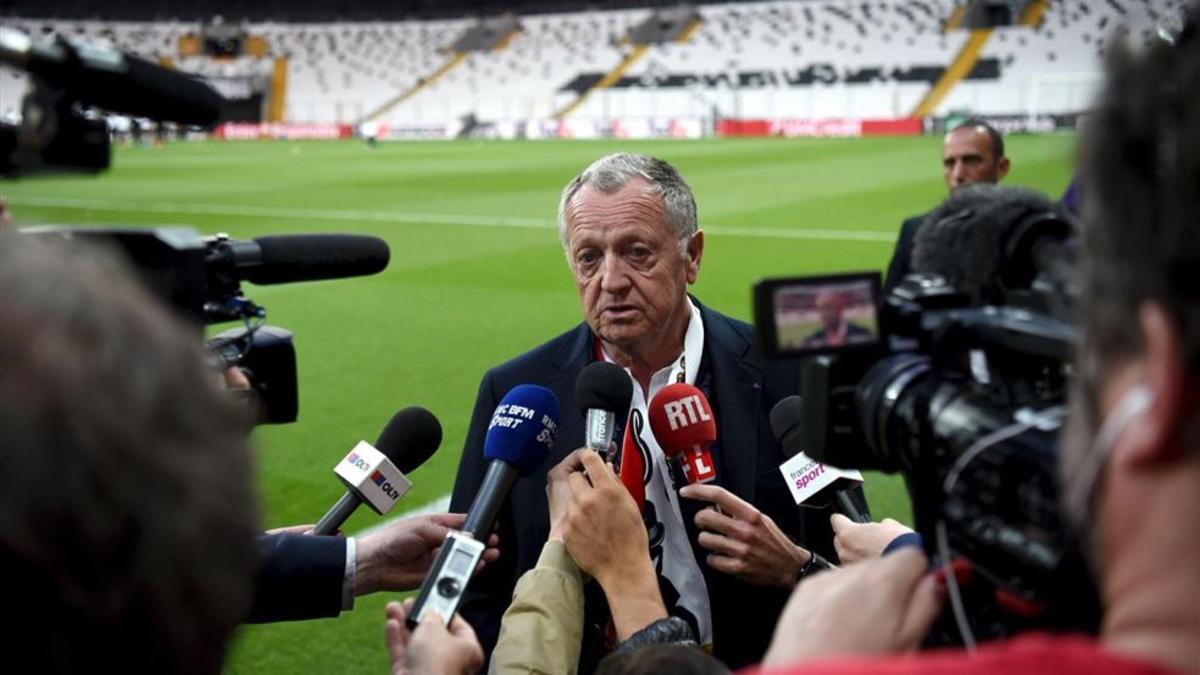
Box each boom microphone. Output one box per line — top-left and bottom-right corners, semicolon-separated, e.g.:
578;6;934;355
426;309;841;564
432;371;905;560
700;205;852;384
649;383;717;484
209;234;391;286
769;396;869;523
576;361;633;461
0;27;225;127
409;384;559;626
311;407;442;536
910;184;1073;304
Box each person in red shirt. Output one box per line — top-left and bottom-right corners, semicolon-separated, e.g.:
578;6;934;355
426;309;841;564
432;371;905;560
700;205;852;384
750;14;1200;675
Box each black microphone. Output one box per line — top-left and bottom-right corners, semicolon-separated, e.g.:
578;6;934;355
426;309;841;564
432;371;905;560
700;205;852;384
0;27;224;127
312;407;442;536
770;396;870;523
576;361;633;462
909;184;1073;303
208;234;391;286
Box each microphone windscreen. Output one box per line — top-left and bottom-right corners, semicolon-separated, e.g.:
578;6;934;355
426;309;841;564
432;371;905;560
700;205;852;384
375;407;443;474
245;234;390;285
576;361;633;414
648;383;716;458
769;396;805;459
483;384;560;476
911;184;1057;302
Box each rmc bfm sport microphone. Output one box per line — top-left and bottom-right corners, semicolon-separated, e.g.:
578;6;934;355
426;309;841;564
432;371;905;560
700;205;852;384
408;384;560;627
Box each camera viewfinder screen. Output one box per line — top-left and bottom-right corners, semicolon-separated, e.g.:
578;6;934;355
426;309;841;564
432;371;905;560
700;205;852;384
758;272;882;357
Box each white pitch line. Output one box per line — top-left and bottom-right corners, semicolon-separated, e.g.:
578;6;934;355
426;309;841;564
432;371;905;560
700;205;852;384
353;493;453;539
4;195;896;243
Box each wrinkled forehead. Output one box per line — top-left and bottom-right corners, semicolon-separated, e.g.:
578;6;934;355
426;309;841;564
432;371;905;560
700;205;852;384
563;180;672;243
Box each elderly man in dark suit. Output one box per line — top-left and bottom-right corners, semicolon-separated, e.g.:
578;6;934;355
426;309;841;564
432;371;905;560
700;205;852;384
450;152;864;672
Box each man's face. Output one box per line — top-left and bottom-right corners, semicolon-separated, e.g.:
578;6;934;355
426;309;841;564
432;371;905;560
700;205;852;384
942;126;1009;190
816;292;844;330
564;180;701;352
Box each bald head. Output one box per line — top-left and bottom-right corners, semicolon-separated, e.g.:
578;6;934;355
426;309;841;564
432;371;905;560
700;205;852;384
942;120;1009;190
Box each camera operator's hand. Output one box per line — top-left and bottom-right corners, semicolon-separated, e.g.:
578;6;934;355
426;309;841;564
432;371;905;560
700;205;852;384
562;449;668;640
356;513;499;596
831;514;915;564
680;483;809;587
386;598;483;675
762;548;944;667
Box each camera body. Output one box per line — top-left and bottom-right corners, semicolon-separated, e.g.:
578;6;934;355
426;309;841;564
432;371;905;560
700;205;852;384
753;209;1099;643
27;226;300;424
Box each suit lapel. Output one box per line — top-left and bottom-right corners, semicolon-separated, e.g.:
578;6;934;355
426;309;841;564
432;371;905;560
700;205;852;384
697;302;762;504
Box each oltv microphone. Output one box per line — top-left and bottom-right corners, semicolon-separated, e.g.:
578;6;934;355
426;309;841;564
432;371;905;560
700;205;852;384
770;396;869;523
311;407;442;536
408;384;560;627
649;383;717;484
576;361;633;461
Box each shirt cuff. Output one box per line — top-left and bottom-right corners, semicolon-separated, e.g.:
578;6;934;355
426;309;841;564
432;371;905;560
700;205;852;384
341;536;356;612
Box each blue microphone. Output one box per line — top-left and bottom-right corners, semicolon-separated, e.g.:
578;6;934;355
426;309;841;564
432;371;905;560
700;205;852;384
463;384;560;538
408;384;559;627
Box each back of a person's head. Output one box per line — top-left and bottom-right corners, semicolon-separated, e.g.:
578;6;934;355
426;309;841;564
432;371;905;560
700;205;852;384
0;234;260;674
1078;9;1200;384
595;644;731;675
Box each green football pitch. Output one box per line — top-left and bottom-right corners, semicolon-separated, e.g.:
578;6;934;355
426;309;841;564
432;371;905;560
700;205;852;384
0;134;1077;673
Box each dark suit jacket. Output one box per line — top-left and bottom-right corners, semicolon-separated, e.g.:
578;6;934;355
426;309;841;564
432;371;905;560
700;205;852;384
450;299;863;671
883;212;928;292
246;533;347;623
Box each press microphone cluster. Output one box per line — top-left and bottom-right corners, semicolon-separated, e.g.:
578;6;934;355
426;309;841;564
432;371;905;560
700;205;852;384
576;361;633;461
649;383;718;485
312;407;443;536
409;384;560;627
770;396;869;523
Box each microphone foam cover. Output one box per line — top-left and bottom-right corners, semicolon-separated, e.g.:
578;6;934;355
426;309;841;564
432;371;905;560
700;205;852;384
769;396;805;459
246;234;390;285
483;384;560;476
911;184;1056;303
576;361;633;414
376;407;443;474
648;383;716;458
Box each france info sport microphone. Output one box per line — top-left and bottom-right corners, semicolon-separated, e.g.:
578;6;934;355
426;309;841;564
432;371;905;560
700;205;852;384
649;382;717;484
311;406;442;536
408;384;559;627
576;361;633;461
769;396;868;523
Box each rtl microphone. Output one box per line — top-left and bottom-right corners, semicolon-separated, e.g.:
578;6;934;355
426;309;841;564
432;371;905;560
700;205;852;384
769;396;869;523
408;384;559;627
576;361;633;462
649;383;717;484
311;407;442;536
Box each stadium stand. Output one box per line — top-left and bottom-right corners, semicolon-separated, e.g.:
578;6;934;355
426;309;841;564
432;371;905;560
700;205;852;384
0;0;1183;128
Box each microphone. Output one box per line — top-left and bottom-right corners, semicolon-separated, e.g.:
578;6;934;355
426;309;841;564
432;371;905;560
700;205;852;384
208;234;391;286
576;361;633;462
409;384;559;626
648;382;717;484
0;27;225;127
909;184;1073;304
311;407;442;536
769;396;869;523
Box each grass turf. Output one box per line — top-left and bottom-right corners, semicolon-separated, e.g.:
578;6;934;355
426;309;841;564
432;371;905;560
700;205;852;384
0;134;1077;673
